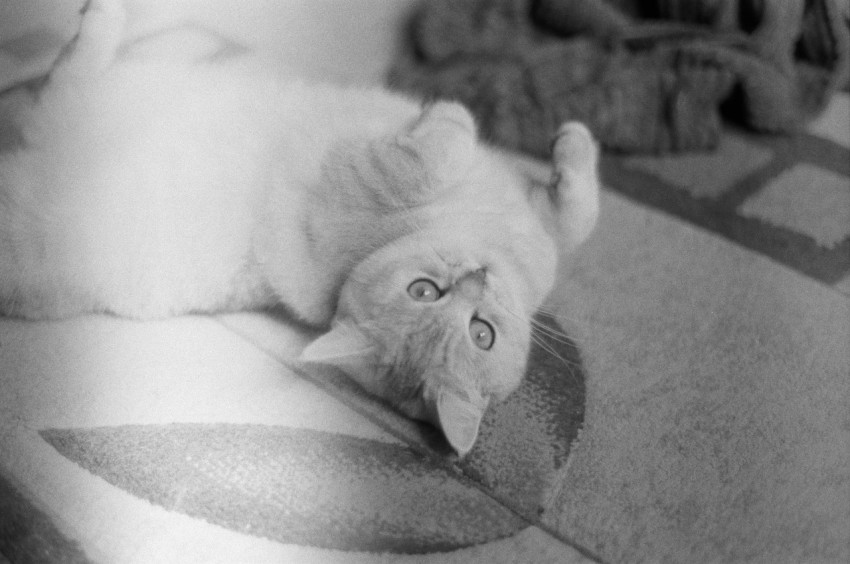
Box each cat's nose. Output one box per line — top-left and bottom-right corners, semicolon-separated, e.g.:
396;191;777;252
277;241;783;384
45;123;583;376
455;268;486;299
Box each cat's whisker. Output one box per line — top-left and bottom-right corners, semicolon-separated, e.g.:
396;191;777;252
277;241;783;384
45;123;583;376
529;311;569;333
499;303;582;358
534;328;580;351
535;314;587;339
534;303;583;324
492;305;585;387
527;331;584;387
530;331;582;371
533;303;564;316
536;323;591;356
529;316;581;349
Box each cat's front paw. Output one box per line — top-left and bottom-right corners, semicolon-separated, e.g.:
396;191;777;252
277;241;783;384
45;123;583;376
550;121;599;249
552;122;597;173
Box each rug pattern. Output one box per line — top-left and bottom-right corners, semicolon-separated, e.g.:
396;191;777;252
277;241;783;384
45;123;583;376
604;100;850;287
2;312;590;561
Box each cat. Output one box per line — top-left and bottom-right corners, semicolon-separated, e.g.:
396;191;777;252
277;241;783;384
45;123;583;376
0;0;600;456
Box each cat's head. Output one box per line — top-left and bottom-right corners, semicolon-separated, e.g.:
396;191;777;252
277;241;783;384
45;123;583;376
300;233;535;456
296;102;546;455
298;101;594;456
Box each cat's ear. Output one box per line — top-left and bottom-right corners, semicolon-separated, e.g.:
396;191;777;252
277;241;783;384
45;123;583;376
406;102;478;186
435;388;486;457
299;322;376;368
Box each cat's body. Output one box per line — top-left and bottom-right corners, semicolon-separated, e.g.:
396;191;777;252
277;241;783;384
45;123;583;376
1;60;416;322
0;0;600;455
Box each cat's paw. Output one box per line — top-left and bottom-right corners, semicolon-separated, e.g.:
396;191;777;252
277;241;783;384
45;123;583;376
419;101;477;137
552;122;597;175
550;121;599;249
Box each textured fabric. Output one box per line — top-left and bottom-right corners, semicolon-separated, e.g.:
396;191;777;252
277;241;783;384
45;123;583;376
390;0;849;154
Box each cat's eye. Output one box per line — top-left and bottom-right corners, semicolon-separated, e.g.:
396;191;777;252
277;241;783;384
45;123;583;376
408;279;441;302
469;318;495;350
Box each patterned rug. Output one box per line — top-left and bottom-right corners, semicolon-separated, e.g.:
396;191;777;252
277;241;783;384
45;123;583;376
604;102;850;288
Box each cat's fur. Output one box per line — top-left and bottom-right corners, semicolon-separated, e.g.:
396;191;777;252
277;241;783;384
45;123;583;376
0;0;599;455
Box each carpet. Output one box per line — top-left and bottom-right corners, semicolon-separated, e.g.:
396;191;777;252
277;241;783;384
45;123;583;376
1;2;848;563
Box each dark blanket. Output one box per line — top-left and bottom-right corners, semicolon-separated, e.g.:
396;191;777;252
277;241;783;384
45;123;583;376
390;0;849;155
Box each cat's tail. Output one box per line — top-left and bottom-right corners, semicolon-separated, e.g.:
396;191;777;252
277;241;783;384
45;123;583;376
49;0;126;82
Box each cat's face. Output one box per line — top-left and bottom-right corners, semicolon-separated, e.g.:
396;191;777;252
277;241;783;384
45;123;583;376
296;101;593;456
300;233;534;456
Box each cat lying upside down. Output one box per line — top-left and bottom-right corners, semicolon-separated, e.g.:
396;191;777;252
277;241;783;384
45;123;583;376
0;0;599;456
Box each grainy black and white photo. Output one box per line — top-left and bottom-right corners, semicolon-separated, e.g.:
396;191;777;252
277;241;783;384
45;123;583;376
1;0;848;562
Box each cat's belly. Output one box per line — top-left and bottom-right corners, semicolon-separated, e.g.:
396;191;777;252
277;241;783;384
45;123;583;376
1;242;275;320
0;197;273;319
80;228;272;318
252;221;340;328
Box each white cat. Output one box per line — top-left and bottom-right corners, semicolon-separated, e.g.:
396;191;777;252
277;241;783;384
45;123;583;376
0;0;599;455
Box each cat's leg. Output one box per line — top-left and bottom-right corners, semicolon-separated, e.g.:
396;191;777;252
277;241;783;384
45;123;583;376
548;122;600;251
0;254;94;319
0;293;90;321
51;0;125;80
